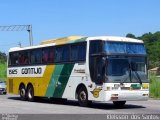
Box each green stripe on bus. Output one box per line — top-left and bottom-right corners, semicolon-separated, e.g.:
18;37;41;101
45;65;64;97
53;64;74;98
66;37;87;44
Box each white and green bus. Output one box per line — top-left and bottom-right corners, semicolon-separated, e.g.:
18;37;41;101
7;36;149;107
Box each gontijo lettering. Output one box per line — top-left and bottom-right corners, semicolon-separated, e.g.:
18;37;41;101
7;66;46;77
21;67;42;74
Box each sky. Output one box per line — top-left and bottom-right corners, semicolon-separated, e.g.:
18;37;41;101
0;0;160;53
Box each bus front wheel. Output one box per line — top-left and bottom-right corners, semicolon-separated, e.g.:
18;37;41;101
27;85;35;102
113;101;126;107
19;85;27;101
78;87;91;107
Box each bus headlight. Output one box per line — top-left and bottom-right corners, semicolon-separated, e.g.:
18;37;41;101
112;84;120;90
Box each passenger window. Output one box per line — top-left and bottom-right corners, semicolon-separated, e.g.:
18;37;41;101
78;43;86;60
71;45;78;61
62;46;70;62
42;49;49;63
70;42;86;62
42;47;55;63
49;48;54;62
30;49;42;64
19;51;29;65
55;47;63;62
10;52;19;65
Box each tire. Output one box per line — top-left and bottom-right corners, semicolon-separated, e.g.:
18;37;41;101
27;85;35;102
19;85;27;101
113;101;126;107
78;86;91;107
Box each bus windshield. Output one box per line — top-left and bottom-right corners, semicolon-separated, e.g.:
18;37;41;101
107;59;130;83
107;58;148;83
105;42;146;54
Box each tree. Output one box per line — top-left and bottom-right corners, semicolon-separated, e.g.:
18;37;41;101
126;33;136;39
126;32;160;68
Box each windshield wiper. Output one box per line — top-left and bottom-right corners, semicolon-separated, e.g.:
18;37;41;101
133;71;142;85
120;64;131;85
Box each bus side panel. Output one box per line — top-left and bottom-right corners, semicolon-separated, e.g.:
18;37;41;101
7;65;55;97
45;64;75;98
62;63;86;99
62;63;105;101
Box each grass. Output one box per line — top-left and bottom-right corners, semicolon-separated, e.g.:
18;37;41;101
149;72;160;98
0;60;7;81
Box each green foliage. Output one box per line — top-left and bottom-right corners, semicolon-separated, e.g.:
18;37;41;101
0;52;7;81
0;61;7;81
126;32;160;68
149;72;160;98
0;51;7;62
126;33;136;39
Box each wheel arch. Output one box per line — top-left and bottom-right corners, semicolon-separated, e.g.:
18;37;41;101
75;83;87;99
19;83;25;90
27;82;33;89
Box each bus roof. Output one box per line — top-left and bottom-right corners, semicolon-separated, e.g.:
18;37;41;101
87;36;143;43
40;36;84;45
9;36;143;52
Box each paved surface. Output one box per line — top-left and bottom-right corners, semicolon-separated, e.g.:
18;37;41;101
0;94;159;114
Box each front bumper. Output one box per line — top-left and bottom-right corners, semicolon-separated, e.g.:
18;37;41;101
104;90;149;101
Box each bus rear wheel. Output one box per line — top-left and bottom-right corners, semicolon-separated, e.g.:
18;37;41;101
113;101;126;107
19;85;27;101
78;87;91;107
27;85;35;102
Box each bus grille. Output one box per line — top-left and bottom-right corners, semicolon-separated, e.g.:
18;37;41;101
9;79;13;93
121;87;141;90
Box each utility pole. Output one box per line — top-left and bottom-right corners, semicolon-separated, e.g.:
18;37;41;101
0;25;33;46
27;25;33;46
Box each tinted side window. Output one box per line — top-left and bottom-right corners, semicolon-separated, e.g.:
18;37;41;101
78;43;86;60
71;45;78;61
55;47;62;62
30;49;42;64
19;51;29;65
89;40;103;54
70;42;86;61
62;46;70;62
42;47;54;63
55;45;70;62
10;52;19;65
89;40;103;83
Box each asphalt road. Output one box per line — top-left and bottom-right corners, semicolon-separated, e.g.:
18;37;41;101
0;94;159;114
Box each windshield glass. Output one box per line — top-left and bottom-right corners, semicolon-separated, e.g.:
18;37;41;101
105;42;146;54
106;57;148;83
130;58;148;83
107;59;130;83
